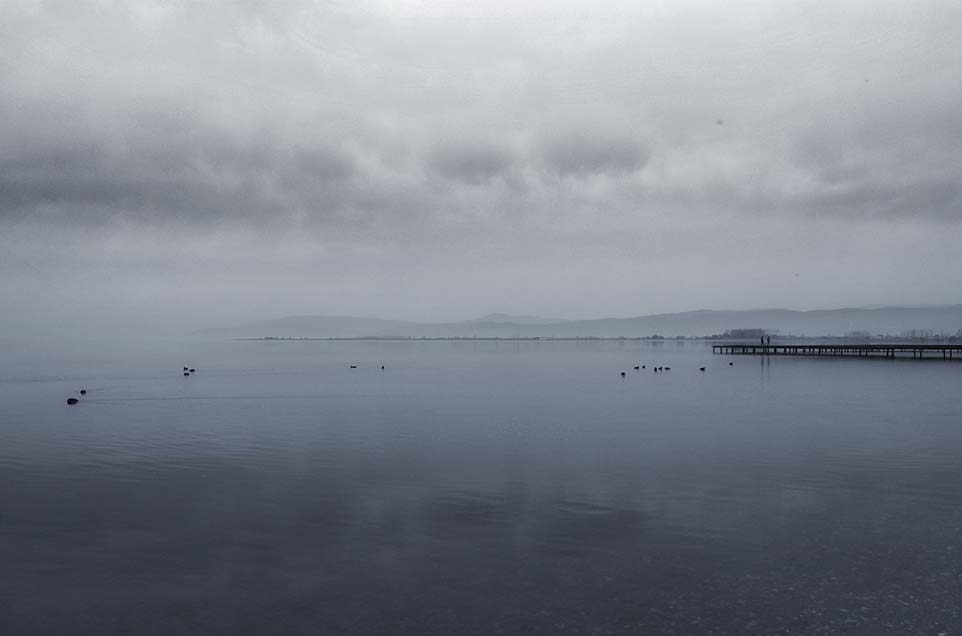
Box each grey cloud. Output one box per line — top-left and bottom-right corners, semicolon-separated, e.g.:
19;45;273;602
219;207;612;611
427;141;515;185
285;147;355;183
802;179;962;221
0;129;364;228
790;136;865;186
536;132;650;178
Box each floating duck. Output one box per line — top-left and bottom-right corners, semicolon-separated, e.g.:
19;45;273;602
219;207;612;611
66;397;78;405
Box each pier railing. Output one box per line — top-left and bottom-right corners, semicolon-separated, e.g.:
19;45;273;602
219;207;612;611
712;344;962;360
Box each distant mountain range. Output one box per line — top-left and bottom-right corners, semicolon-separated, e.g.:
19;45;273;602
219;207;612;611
193;306;962;339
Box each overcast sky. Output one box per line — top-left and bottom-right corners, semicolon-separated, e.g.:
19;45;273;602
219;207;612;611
2;0;961;338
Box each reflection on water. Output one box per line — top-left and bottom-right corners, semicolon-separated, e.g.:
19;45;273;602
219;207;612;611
1;340;961;634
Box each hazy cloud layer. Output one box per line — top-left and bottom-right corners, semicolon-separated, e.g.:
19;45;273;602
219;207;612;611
1;0;961;338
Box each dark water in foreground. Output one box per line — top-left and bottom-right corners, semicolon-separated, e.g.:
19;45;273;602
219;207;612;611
2;340;961;635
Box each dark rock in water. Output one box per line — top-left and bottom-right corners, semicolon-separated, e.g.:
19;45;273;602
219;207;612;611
79;389;87;395
66;397;79;405
184;372;190;376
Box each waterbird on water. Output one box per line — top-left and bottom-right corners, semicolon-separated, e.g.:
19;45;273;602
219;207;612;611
66;397;78;405
184;372;190;376
350;365;357;369
633;365;640;370
620;371;626;377
699;367;706;372
79;389;87;395
729;362;734;366
189;368;196;373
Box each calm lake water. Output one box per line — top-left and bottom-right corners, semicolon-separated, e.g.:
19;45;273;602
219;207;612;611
2;339;961;635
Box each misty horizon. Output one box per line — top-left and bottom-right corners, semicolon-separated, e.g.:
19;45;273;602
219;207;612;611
192;304;962;341
207;302;962;326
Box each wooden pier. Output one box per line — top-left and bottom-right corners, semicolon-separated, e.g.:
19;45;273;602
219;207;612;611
712;343;962;360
